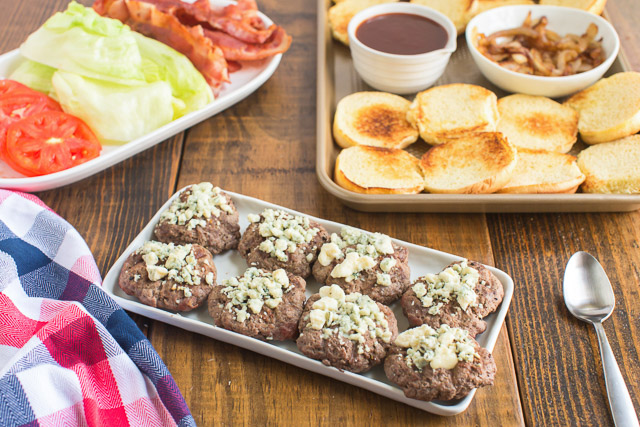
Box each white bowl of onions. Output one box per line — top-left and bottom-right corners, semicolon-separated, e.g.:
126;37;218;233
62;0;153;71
465;5;619;98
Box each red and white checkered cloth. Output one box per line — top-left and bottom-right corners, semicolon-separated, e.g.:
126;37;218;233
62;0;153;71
0;190;194;426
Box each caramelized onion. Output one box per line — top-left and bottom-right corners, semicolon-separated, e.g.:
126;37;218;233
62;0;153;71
476;12;606;77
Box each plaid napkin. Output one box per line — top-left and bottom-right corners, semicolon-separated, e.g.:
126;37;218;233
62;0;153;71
0;190;195;427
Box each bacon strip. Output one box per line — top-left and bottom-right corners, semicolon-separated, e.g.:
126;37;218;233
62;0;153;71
94;0;229;92
94;0;292;92
204;26;291;61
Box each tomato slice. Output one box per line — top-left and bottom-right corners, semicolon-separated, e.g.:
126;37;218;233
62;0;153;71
4;111;101;177
0;90;63;161
0;80;36;99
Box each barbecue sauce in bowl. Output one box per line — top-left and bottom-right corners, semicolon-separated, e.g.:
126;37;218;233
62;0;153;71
356;13;449;55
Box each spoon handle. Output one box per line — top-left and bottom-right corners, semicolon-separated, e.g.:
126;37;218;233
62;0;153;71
593;322;639;427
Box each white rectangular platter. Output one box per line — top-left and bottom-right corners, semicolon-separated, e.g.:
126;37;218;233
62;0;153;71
102;187;514;416
0;1;281;192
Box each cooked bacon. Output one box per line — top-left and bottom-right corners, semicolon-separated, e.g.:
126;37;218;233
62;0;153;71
94;0;229;92
203;26;291;61
94;0;292;92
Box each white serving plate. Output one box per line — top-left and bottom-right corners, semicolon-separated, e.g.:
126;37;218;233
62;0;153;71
102;187;514;416
0;1;282;192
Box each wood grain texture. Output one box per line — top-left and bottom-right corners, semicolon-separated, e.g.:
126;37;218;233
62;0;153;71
488;212;640;426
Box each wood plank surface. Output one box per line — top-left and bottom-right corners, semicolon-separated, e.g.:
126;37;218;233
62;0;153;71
2;0;639;426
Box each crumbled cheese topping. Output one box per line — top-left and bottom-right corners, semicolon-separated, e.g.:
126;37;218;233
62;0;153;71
317;227;395;284
160;182;233;230
249;209;319;262
136;241;210;289
307;285;392;354
412;261;481;315
395;324;478;371
222;268;293;322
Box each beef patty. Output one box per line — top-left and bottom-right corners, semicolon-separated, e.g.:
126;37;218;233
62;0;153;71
401;260;504;337
296;285;398;373
208;268;306;341
119;241;216;312
384;324;496;401
238;209;329;278
312;227;410;304
154;183;240;254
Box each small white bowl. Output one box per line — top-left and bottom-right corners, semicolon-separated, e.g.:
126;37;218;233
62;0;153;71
347;3;457;95
465;5;620;98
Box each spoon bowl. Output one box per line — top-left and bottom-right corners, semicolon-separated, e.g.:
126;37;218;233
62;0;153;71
563;251;639;427
563;251;615;324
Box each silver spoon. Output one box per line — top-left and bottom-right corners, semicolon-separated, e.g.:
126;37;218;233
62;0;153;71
563;251;639;426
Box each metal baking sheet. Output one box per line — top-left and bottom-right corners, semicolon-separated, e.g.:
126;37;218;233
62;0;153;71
316;0;640;212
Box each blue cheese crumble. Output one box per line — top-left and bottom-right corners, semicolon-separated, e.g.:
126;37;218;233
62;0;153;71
395;324;478;371
136;241;214;289
221;268;293;323
160;183;233;230
248;209;320;262
306;285;393;354
317;227;395;285
411;261;482;315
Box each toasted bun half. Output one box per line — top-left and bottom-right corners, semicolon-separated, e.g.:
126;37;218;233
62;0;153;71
335;146;425;194
497;148;585;193
333;92;419;149
564;72;640;144
420;132;517;193
497;94;578;153
407;83;498;145
539;0;607;15
328;0;398;45
409;0;477;34
474;0;535;16
576;135;640;194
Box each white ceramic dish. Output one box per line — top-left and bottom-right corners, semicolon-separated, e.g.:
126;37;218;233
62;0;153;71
347;3;456;94
0;2;282;192
102;187;514;416
465;5;619;98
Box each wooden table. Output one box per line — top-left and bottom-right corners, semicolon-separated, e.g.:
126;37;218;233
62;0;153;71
2;1;639;425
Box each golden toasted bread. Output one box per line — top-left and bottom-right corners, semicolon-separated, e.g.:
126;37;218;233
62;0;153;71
407;83;498;145
497;148;585;193
564;72;640;144
576;135;640;193
474;0;535;16
335;146;425;194
328;0;399;45
333;92;419;149
539;0;607;15
497;94;578;153
409;0;477;34
420;132;517;193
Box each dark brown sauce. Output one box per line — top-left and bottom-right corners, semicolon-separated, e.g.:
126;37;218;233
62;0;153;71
356;13;448;55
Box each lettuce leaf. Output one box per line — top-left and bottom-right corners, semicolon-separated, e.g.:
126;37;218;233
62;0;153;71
52;70;174;145
133;33;213;118
20;2;145;85
9;60;56;94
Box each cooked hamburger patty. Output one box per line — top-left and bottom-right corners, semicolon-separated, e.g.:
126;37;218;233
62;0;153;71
208;268;306;341
238;209;329;278
119;241;216;312
296;285;398;373
401;260;504;337
312;227;410;304
154;183;240;254
384;324;496;401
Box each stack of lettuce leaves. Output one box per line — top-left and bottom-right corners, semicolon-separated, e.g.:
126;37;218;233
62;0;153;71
10;2;213;144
